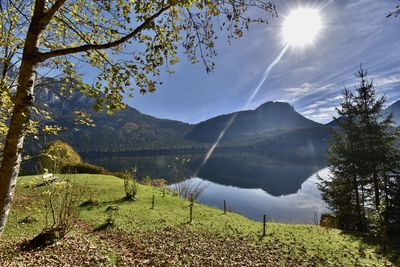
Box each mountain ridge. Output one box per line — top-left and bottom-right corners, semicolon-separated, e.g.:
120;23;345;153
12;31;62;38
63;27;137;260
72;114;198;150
326;99;400;127
185;101;323;143
27;79;194;153
25;77;400;154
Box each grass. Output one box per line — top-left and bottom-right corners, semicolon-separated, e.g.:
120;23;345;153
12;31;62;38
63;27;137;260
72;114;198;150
1;173;398;266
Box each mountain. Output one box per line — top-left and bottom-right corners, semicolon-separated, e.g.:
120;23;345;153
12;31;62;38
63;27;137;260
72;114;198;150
27;78;193;153
326;100;400;127
20;79;333;174
23;78;331;160
325;118;341;127
185;101;323;143
384;100;400;125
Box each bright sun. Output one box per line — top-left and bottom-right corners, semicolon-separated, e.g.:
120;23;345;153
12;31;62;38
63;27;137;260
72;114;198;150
282;7;323;47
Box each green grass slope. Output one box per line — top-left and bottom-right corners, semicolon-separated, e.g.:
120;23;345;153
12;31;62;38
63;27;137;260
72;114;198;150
0;174;397;266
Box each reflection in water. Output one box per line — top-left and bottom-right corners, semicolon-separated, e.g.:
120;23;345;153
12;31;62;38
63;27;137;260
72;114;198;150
81;151;328;223
86;152;325;196
180;168;329;224
194;153;323;196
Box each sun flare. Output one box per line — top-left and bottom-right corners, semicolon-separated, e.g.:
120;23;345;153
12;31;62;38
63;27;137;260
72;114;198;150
282;7;323;47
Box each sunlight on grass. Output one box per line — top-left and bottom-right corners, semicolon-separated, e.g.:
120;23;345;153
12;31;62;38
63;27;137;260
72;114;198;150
2;174;395;266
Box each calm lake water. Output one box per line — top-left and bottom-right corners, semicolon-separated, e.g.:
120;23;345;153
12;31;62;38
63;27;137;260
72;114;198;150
174;168;329;223
84;151;329;224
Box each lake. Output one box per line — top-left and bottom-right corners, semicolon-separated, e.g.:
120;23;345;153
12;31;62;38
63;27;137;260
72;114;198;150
173;168;329;223
84;151;329;224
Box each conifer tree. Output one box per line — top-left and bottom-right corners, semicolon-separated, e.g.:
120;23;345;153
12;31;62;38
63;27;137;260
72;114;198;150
319;89;365;230
320;67;400;241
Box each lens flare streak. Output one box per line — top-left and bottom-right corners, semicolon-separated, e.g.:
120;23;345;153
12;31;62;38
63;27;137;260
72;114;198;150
193;44;289;177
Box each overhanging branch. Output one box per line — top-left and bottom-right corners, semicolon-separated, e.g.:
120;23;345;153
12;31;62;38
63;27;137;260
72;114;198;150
37;4;171;62
41;0;67;25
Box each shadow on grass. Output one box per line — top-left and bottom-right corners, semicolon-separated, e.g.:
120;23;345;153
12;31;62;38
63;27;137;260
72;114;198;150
101;196;136;206
79;199;100;207
20;228;65;251
78;197;135;213
93;218;115;232
340;230;400;266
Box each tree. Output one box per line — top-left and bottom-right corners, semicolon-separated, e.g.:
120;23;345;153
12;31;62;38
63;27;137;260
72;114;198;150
320;67;400;246
40;140;81;172
352;68;400;248
0;0;277;235
319;89;365;230
0;83;13;159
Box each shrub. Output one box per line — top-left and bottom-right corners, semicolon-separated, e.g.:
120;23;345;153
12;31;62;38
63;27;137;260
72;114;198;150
174;179;206;203
123;172;138;201
141;175;152;185
43;179;81;234
40;140;81;172
22;177;82;250
140;176;167;187
320;213;338;228
61;162;106;174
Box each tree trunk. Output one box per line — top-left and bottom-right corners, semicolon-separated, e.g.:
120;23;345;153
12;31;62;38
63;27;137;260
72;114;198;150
352;169;363;229
372;167;380;210
349;136;363;230
360;183;366;221
0;13;43;235
0;63;38;235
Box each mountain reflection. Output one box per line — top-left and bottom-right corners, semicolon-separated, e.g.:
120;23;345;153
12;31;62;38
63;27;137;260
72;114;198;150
182;168;329;223
85;151;326;197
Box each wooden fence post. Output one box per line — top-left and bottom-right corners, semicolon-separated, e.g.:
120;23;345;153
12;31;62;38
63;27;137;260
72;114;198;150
224;200;226;214
151;194;155;209
263;214;266;237
189;204;193;223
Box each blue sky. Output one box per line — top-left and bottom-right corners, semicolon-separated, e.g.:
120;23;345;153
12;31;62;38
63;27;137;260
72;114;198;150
125;0;400;124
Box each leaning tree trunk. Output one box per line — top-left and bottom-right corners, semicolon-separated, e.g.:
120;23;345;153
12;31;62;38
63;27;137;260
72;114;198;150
0;16;43;235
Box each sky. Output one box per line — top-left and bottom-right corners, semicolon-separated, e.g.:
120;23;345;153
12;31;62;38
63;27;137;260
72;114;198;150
125;0;400;124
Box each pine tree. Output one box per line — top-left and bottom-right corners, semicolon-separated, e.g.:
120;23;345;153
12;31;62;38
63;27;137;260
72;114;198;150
353;68;386;211
319;89;365;230
320;67;400;241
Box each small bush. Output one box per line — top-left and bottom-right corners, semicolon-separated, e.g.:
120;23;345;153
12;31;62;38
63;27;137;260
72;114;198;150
320;213;338;228
141;176;152;185
61;162;106;174
111;170;138;201
24;177;82;250
123;173;138;201
174;179;207;203
40;140;81;173
44;180;81;233
140;176;167;187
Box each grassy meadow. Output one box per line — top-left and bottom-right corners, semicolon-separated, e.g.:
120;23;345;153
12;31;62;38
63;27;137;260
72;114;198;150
0;174;397;266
